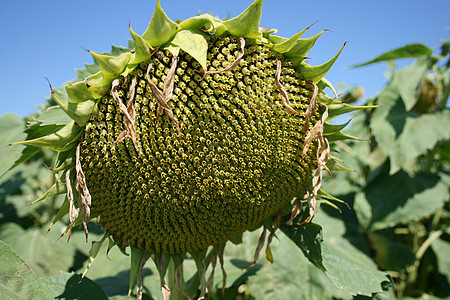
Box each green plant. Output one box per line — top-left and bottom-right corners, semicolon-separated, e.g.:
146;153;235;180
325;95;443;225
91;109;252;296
323;41;450;298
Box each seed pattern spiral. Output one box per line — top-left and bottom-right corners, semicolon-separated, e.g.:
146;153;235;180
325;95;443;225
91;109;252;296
79;36;319;254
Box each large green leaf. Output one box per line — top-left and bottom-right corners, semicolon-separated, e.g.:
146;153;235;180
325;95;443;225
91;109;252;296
245;232;350;300
354;170;448;231
280;221;326;271
0;240;53;300
370;65;450;173
12;120;82;152
79;241;158;299
0;114;26;179
389;109;450;174
394;57;429;110
0;159;56;224
0;223;76;277
41;272;108;299
213;257;262;289
431;236;450;281
314;212;390;296
352;43;433;68
367;232;415;271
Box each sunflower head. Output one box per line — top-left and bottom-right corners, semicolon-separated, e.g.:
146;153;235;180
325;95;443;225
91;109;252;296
11;0;366;298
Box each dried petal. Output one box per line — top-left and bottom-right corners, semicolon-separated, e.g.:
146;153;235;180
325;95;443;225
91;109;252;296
243;223;266;269
203;37;245;77
145;57;181;135
275;58;297;114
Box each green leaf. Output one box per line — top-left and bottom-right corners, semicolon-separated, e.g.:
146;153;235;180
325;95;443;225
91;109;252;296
431;237;450;280
171;30;208;71
0;223;76;277
326;155;355;172
280;221;326;271
11;120;82;152
65;80;95;103
75;64;101;83
0;240;53;300
142;0;180;47
179;14;226;35
367;232;415;271
129;25;153;65
352;43;433;68
314;212;390;296
327;102;375;120
284;30;328;66
356;171;448;231
370;72;450;173
49;197;70;231
325;131;360;142
323;120;351;135
32;180;66;205
29;108;72;127
3;146;41;180
353;192;372;231
223;0;263;39
50;88;96;126
77;239;135;296
128;246;145;296
212;257;262;290
86;72;110;99
394;56;429;110
41;272;108;299
0;114;26;179
321;242;389;297
297;42;346;83
0;158;57;222
89;51;132;85
268;27;309;53
82;234;108;279
389;109;450;174
244;232;350;300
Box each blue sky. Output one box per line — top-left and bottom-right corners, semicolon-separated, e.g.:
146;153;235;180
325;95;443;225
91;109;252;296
0;0;448;117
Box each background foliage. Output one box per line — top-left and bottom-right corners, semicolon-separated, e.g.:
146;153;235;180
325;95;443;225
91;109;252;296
0;39;448;299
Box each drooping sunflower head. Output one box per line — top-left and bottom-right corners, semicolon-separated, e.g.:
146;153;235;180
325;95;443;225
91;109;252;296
12;0;365;297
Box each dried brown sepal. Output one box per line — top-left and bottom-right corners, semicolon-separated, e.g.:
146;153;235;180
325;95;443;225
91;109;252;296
175;254;191;300
218;243;227;296
275;58;297;115
75;143;91;241
302;101;329;158
318;137;332;177
202;37;245;78
65;167;78;241
112;77;140;152
198;255;207;300
302;80;319;135
286;194;307;225
136;251;148;300
243;223;266;269
300;104;332;224
159;254;171;300
206;247;218;296
145;56;181;135
265;211;281;263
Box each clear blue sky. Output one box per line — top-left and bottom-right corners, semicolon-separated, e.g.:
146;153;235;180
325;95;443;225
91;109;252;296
0;0;448;117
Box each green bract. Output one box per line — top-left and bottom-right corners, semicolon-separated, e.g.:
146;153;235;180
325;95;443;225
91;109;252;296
11;0;368;298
